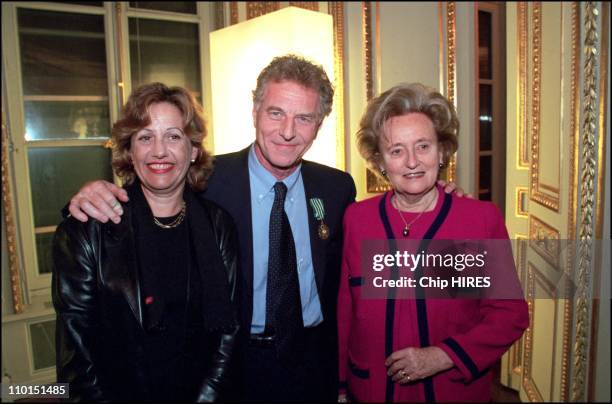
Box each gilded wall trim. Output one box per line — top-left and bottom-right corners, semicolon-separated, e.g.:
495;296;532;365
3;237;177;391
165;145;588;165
512;235;528;376
329;2;346;171
1;112;24;314
589;3;609;402
523;262;560;402
571;2;600;401
363;1;373;101
364;1;390;193
290;2;319;12
246;2;279;20
517;2;529;168
528;215;561;269
445;1;456;182
522;264;539;402
529;2;561;211
594;3;609;242
230;2;238;25
560;3;580;400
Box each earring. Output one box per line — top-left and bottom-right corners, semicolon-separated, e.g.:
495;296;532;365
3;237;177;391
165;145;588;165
191;159;196;163
439;162;444;168
380;168;387;176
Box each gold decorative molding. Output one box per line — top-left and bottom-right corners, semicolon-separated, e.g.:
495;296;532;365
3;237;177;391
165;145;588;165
594;3;609;243
512;235;528;376
230;2;238;25
528;215;561;268
589;3;608;401
363;1;373;101
560;3;580;400
1;112;24;314
445;1;457;182
329;2;346;171
516;187;529;217
517;2;529;168
529;2;560;211
289;2;319;12
523;262;559;401
571;2;600;401
363;1;390;193
522;263;544;402
246;2;279;20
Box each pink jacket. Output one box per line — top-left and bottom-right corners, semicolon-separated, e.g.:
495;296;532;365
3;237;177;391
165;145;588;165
337;188;528;402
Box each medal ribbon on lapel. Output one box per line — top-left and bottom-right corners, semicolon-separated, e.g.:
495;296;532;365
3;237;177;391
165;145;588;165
309;198;329;240
309;198;325;220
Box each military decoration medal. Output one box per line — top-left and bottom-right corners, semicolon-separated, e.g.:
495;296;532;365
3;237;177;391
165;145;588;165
309;198;329;240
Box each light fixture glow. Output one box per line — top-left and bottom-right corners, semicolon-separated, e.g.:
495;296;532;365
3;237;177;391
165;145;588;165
209;6;337;168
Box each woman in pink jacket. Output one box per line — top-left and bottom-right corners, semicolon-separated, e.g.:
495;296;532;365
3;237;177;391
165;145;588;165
337;83;528;402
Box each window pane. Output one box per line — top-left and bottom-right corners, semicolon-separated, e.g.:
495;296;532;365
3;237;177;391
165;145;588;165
29;320;56;370
18;9;108;96
478;11;492;79
51;1;103;6
129;1;197;14
479;155;492;200
28;147;113;227
129;18;201;92
479;84;492;151
25;100;110;141
36;232;55;275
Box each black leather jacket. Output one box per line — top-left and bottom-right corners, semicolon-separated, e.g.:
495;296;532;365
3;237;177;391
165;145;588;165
52;189;240;402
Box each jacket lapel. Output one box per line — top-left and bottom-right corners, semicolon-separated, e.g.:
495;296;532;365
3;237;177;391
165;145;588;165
227;148;254;309
301;162;326;293
102;207;144;329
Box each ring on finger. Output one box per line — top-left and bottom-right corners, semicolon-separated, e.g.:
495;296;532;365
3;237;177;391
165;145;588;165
399;370;407;378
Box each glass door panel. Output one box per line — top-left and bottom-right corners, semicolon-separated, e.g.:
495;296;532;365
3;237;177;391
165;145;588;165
16;7;114;278
128;17;201;93
129;2;197;14
18;9;108;96
28;146;113;275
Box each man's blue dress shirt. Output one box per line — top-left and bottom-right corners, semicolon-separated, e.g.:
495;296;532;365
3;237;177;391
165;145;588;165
248;144;323;334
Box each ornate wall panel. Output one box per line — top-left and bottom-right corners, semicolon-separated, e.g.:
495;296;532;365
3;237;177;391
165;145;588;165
528;215;561;269
363;1;390;193
517;2;530;169
523;263;560;402
529;2;563;212
517;2;582;401
444;1;456;182
572;2;609;401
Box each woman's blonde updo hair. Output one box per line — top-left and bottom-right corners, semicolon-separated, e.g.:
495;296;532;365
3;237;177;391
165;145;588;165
357;82;459;180
111;82;212;191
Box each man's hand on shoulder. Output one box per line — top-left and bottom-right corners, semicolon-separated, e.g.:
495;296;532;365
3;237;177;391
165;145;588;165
437;180;473;198
69;180;128;223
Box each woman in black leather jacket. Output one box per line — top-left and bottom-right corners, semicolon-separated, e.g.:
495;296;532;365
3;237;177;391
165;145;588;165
52;83;239;402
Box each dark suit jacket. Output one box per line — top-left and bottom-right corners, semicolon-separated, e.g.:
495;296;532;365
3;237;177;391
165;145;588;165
202;146;356;390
